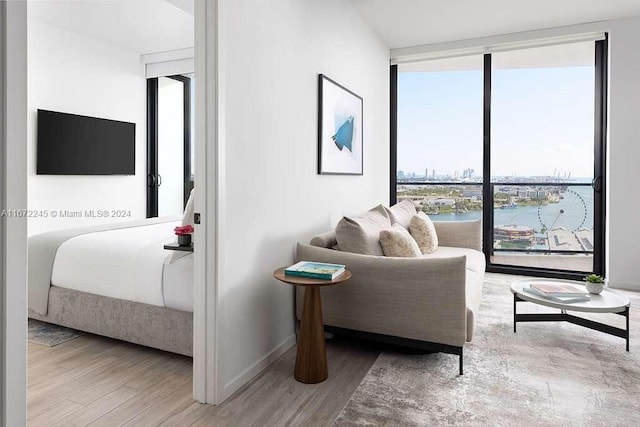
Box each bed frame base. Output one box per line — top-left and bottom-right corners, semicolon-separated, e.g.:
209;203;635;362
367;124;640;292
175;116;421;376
29;286;193;356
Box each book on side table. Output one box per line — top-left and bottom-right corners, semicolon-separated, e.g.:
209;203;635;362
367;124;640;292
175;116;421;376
285;261;346;280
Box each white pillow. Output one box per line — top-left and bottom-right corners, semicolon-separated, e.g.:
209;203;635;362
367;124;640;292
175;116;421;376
379;224;421;258
182;189;194;226
384;199;417;230
409;212;438;255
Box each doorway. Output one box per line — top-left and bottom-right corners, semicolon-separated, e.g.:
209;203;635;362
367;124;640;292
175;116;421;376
3;0;220;421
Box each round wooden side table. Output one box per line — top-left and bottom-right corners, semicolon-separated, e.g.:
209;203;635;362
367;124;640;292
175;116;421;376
273;267;352;384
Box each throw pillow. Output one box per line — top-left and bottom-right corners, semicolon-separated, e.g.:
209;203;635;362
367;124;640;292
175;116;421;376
335;204;391;256
384;199;417;230
379;224;421;258
409;212;438;254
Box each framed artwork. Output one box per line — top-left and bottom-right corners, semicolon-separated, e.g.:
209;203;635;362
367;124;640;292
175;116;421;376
317;74;363;175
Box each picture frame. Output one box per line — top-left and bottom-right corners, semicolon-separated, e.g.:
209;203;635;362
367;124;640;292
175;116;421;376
317;74;363;175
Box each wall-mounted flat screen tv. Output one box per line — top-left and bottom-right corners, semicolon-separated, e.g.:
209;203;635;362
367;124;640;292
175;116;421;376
37;109;135;175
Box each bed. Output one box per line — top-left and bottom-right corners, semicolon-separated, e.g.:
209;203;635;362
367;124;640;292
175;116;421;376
27;216;194;356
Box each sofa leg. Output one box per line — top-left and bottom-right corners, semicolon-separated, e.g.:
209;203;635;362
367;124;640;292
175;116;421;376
459;349;463;375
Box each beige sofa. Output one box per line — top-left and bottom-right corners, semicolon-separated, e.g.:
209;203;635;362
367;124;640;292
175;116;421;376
295;219;485;374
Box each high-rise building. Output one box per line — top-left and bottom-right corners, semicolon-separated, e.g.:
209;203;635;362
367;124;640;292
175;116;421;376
425;168;428;179
462;168;475;179
398;170;405;180
432;169;436;179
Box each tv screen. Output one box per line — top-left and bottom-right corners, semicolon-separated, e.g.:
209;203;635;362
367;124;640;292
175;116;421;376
37;109;135;175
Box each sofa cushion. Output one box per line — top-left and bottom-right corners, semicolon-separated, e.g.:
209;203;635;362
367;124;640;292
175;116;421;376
421;246;486;275
409;212;438;254
384;199;417;230
335;205;391;256
379;224;422;258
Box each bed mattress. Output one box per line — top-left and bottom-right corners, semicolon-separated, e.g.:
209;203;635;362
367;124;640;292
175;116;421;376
50;220;193;312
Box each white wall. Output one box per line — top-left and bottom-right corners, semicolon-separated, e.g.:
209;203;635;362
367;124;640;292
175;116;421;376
27;18;147;235
606;17;640;290
214;0;389;401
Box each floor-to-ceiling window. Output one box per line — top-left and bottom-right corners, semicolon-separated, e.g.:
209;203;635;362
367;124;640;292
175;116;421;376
490;42;598;273
395;55;484;225
391;37;607;279
147;74;193;218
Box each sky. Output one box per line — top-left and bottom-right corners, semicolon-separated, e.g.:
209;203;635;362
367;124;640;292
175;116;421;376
397;63;595;181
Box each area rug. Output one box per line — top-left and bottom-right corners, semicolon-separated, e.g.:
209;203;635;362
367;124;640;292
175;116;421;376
28;319;84;346
334;273;640;426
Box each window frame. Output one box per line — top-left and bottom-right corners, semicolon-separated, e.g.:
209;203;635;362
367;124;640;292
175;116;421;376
389;37;608;280
146;75;193;218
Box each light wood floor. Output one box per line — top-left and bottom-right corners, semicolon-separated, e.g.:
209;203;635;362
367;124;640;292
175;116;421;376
28;333;379;426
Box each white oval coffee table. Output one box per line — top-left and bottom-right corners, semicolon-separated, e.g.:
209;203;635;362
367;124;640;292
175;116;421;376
511;278;630;351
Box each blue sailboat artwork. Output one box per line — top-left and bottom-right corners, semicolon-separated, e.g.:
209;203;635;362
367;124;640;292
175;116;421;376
332;116;354;153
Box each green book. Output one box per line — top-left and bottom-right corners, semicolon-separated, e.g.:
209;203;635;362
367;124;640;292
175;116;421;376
284;261;346;280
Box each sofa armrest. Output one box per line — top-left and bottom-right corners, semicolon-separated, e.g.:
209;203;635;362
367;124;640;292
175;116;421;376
295;243;468;347
433;220;482;251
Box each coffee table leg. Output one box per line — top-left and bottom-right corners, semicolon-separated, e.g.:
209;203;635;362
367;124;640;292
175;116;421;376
513;293;517;333
626;306;630;352
295;285;328;384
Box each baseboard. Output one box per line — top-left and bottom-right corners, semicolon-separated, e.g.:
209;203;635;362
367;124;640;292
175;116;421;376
220;333;296;403
609;281;640;292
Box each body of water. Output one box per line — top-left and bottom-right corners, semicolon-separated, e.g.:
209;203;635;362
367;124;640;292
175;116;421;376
433;186;594;233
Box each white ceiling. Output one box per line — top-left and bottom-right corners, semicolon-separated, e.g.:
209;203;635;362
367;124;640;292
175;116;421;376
351;0;640;49
28;0;194;55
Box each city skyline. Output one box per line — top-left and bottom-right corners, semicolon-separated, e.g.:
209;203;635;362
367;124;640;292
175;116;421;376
396;169;588;181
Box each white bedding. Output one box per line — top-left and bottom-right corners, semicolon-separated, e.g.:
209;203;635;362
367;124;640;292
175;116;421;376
50;220;193;312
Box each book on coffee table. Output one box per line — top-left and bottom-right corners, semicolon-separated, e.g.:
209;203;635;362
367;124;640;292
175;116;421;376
524;285;590;303
529;283;588;297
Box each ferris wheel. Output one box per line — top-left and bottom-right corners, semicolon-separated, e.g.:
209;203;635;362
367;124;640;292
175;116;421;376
537;188;588;232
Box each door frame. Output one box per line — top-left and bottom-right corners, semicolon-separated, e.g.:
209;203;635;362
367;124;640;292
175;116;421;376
193;0;220;404
1;2;28;425
1;5;6;421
